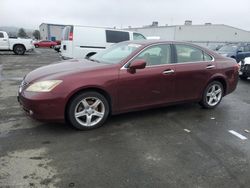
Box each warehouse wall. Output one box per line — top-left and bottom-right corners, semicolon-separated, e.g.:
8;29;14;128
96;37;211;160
174;25;250;42
39;24;48;40
48;25;65;41
129;24;250;43
39;23;66;41
131;26;176;40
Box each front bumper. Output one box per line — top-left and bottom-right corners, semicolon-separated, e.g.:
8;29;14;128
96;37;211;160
240;64;250;76
17;88;66;122
26;44;35;52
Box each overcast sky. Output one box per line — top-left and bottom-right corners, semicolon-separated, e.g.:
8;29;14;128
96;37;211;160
1;0;250;31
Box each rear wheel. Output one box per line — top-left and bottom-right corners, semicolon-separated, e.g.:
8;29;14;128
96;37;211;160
35;44;39;48
200;81;223;109
66;91;109;130
13;45;25;55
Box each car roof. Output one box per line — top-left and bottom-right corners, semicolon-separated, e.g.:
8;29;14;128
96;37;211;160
123;40;222;59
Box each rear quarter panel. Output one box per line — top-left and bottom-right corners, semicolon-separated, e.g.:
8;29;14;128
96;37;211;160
214;57;238;95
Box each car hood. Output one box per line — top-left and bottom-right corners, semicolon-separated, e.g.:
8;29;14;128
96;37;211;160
25;59;109;83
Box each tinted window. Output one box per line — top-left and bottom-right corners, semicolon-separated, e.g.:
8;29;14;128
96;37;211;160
218;45;238;52
175;44;210;63
0;33;4;38
244;46;250;52
106;30;130;43
135;44;171;66
133;33;146;40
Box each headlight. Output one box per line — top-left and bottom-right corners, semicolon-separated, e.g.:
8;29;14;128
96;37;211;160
26;80;62;92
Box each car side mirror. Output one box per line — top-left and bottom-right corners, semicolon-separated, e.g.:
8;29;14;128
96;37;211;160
128;59;146;73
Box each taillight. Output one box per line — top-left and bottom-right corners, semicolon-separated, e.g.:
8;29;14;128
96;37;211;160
69;32;73;41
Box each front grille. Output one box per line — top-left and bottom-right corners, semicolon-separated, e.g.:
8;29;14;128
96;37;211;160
21;80;28;88
19;79;28;93
245;65;250;71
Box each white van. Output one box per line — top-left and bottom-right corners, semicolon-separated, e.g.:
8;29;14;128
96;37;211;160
61;25;146;59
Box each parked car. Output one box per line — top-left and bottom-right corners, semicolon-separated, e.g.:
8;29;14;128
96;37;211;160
55;40;61;45
207;44;223;51
217;43;250;62
18;41;239;130
34;40;57;48
54;45;61;52
61;25;146;59
239;57;250;80
0;31;34;55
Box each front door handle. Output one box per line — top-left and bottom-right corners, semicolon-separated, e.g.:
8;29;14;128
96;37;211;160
163;69;175;74
206;65;215;69
3;39;7;41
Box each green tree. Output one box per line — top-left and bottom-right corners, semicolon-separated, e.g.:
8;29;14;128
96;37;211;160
18;28;27;38
32;30;40;40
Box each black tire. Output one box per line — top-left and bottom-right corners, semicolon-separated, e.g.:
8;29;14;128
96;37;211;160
13;44;25;55
239;75;248;80
199;81;224;109
66;91;110;130
35;44;39;48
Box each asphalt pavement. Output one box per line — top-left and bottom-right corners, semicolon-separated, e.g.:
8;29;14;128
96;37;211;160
0;48;250;188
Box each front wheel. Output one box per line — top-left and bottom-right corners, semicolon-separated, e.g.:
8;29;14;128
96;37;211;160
200;81;224;109
66;91;109;130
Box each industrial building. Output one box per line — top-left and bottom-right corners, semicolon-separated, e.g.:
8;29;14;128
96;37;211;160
128;21;250;47
39;23;67;41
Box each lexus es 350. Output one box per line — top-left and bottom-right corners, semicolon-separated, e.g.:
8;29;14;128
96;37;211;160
18;41;239;130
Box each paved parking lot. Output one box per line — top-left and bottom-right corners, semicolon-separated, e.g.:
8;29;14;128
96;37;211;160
0;48;250;188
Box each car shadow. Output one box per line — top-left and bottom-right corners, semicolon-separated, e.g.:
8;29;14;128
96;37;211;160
33;102;200;133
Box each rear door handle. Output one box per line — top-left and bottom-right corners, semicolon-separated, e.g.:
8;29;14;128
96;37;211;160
3;39;7;41
206;65;215;69
163;69;175;74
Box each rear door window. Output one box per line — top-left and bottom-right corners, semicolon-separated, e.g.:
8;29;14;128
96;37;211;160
175;44;212;63
62;26;73;40
106;30;130;43
0;32;4;38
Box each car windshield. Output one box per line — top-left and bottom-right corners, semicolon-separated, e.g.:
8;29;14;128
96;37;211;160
218;45;238;52
90;42;142;64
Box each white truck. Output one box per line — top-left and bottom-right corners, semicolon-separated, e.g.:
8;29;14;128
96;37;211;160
61;25;146;59
0;31;35;55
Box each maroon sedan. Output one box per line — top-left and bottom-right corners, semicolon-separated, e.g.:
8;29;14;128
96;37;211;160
18;41;238;130
34;40;57;48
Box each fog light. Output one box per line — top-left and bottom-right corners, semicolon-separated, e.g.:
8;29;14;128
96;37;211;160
29;110;33;115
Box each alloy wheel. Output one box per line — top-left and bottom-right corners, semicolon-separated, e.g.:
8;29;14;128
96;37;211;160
206;84;222;106
74;97;105;127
